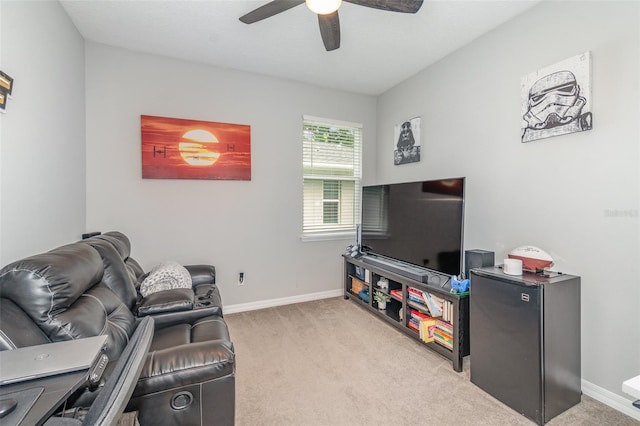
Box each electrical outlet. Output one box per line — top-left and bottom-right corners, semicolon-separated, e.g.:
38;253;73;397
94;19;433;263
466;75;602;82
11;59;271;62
238;272;245;286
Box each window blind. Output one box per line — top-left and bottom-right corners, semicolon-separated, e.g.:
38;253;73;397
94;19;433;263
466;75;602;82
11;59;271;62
303;116;362;236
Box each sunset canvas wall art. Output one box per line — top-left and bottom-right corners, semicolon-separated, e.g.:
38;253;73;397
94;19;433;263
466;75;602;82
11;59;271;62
141;115;251;180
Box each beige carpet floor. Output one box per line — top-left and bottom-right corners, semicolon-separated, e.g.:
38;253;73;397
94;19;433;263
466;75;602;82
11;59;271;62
225;297;638;426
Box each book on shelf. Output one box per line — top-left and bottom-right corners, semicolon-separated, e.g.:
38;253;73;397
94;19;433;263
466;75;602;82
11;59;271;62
408;292;426;306
433;329;454;350
350;277;368;296
407;309;436;343
408;294;424;304
390;289;403;300
407;287;422;296
440;299;449;321
434;328;453;346
434;328;453;341
407;288;457;322
408;287;426;301
422;292;443;317
434;337;453;350
430;293;445;307
355;267;372;283
410;308;430;320
419;317;436;343
435;299;455;322
436;319;453;334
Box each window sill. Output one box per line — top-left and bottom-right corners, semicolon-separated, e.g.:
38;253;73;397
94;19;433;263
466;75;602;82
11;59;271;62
301;231;355;242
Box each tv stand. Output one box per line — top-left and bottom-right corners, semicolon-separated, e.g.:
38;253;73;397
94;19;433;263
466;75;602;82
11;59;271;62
343;254;470;372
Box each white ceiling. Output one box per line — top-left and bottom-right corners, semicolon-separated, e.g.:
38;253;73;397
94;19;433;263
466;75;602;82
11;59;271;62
60;0;540;96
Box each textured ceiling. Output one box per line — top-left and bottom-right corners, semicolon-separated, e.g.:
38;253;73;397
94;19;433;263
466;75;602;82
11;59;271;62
60;0;539;95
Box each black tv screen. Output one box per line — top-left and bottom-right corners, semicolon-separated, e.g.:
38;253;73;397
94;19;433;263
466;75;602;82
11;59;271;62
360;178;465;276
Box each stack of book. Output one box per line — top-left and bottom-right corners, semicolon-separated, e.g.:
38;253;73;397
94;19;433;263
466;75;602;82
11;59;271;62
407;287;427;308
406;287;456;348
407;287;453;320
407;308;429;332
407;309;436;343
434;319;454;350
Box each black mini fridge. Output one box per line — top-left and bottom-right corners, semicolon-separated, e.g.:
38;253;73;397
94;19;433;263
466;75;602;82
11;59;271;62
469;267;581;425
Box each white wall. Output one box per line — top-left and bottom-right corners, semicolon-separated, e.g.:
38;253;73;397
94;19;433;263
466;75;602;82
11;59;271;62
85;43;377;306
0;1;86;264
377;1;639;405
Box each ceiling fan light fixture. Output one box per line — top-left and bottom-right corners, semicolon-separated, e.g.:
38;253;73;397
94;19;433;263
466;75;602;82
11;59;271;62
306;0;342;15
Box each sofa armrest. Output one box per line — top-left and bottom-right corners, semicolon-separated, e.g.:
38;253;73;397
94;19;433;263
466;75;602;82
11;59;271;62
134;340;234;396
149;304;223;328
184;265;216;286
137;288;194;316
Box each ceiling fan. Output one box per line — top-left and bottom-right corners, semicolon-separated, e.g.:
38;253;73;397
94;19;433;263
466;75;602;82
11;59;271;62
239;0;424;51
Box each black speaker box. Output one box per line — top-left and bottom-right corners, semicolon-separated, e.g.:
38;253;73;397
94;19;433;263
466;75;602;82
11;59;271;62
465;249;495;278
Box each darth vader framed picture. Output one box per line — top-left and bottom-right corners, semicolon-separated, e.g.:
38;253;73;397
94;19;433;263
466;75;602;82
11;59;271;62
393;116;421;165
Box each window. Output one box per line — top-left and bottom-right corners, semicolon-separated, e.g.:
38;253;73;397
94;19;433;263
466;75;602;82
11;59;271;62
302;115;362;239
322;180;340;224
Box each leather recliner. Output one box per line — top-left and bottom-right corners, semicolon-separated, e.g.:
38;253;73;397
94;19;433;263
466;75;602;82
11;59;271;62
0;239;235;425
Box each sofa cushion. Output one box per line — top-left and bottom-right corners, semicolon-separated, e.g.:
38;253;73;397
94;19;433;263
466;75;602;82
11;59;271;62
80;238;139;310
60;283;135;360
190;317;231;343
0;243;103;330
94;232;146;284
150;324;191;352
137;315;233;396
134;316;235;395
125;257;146;285
136;340;235;397
93;231;132;261
0;243;135;360
150;316;230;352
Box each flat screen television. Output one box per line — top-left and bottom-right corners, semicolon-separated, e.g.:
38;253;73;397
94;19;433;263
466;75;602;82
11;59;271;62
360;177;465;276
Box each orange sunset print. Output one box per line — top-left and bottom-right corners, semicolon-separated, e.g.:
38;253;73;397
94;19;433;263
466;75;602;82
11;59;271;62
141;115;251;180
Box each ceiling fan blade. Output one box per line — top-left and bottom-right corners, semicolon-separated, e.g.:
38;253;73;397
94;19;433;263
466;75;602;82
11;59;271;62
318;11;340;51
239;0;305;24
343;0;423;13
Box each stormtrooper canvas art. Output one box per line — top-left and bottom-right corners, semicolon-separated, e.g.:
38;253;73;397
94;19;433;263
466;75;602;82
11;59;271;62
521;52;592;143
394;117;421;165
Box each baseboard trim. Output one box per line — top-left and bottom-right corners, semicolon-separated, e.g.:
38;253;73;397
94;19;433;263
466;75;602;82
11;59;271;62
224;289;343;315
582;379;640;421
225;291;640;421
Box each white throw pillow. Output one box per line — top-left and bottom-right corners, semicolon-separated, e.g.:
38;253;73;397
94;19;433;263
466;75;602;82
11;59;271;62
139;261;192;297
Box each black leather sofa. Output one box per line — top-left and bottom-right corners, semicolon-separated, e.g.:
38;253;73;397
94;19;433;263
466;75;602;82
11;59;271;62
0;232;235;425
